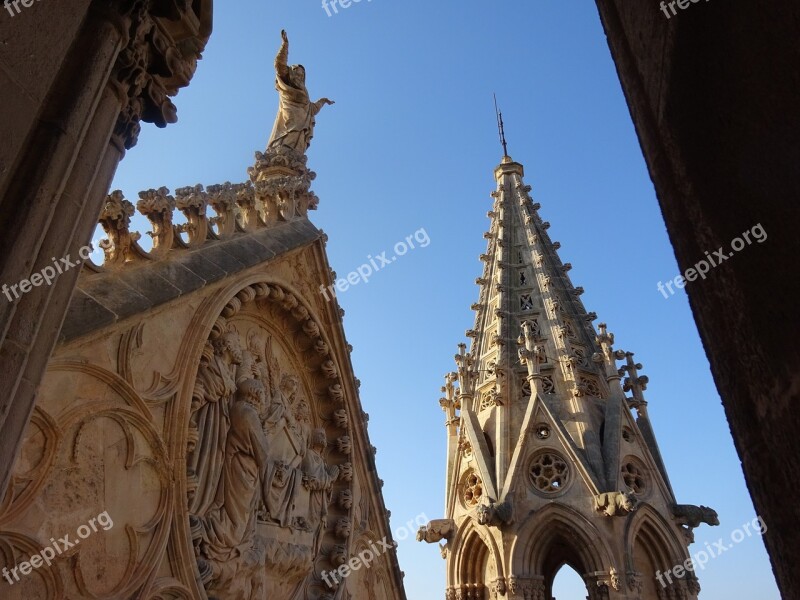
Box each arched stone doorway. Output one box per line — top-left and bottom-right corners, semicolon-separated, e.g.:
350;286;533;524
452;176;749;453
625;505;700;600
448;520;503;599
509;505;615;600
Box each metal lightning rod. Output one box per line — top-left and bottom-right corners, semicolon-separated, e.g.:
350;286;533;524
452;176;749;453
494;94;509;158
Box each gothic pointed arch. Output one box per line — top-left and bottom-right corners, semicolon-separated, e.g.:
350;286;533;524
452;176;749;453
511;503;612;578
448;517;504;597
625;503;699;599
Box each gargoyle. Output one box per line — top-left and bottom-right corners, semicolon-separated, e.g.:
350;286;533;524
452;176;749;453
416;519;456;544
672;504;720;528
594;491;638;517
476;500;513;528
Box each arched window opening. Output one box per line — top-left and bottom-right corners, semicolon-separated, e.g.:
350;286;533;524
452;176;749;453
551;564;586;600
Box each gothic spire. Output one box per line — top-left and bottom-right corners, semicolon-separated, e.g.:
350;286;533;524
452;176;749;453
442;152;677;515
425;151;716;600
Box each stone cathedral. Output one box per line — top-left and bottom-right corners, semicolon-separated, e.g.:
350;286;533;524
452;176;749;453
0;33;405;600
0;19;723;600
417;153;719;600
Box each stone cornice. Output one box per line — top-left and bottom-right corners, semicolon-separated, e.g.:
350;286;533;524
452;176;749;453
62;219;321;343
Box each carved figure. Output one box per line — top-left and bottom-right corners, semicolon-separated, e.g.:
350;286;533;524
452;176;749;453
201;379;270;596
594;491;638;517
672;504;720;527
303;428;339;553
610;567;621;592
189;329;243;515
268;30;334;155
416;519;456;544
476;500;513;527
289;397;312;455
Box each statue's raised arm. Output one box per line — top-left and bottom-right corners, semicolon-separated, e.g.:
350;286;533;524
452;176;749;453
267;30;334;156
275;29;290;82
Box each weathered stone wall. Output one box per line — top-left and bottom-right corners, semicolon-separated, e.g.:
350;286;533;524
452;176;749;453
593;2;800;597
0;230;405;599
0;0;213;506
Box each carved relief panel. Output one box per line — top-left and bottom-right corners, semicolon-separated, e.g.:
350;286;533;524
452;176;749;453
0;274;375;600
186;281;354;600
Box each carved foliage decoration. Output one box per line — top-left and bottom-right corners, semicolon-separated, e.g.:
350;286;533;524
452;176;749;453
112;1;207;150
186;282;353;600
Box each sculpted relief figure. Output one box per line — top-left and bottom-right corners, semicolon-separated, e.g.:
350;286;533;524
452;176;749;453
189;326;344;600
238;330;272;384
262;377;310;528
201;379;270;598
189;329;243;515
302;428;340;553
267;30;334;156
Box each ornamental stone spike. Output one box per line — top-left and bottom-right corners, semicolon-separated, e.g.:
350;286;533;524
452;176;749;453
206;182;238;237
594;322;625;383
100;190;141;266
518;320;543;397
454;343;477;402
440;372;460;433
175;184;210;247
620;351;650;416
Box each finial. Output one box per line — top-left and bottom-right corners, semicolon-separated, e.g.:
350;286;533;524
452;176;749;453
518;321;544;396
494;94;509;158
619;351;649;416
454;343;477;400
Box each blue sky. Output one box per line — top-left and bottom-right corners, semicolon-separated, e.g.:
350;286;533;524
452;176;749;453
107;1;778;598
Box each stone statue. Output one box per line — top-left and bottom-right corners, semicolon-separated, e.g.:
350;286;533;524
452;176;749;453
267;30;334;155
594;491;638;517
672;504;720;528
476;500;513;528
416;519;456;544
